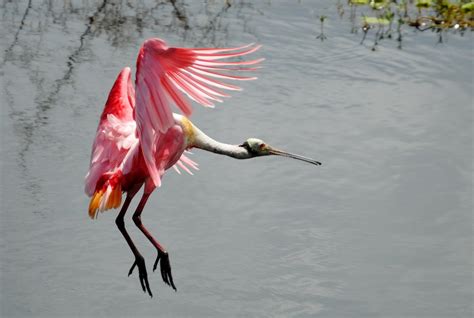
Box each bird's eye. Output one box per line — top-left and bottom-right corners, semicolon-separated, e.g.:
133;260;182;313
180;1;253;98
259;143;266;150
240;141;250;149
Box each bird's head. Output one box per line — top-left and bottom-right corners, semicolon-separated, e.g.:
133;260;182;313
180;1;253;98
240;138;321;166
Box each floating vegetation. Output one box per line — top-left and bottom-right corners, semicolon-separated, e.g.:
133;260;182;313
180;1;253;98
336;0;473;49
317;15;328;41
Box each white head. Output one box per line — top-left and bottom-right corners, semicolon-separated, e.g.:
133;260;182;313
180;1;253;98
240;138;321;165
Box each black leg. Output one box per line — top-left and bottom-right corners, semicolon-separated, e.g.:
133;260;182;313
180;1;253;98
115;184;153;297
132;192;177;291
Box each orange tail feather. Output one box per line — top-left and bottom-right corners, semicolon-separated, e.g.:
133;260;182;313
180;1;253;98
88;176;122;219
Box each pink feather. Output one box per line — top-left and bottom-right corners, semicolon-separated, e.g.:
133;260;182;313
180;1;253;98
134;39;262;187
86;39;262;193
85;67;138;196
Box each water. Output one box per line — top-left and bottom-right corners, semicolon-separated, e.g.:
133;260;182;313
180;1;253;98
1;1;472;317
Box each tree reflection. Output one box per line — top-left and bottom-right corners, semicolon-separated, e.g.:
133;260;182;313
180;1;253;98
0;0;263;172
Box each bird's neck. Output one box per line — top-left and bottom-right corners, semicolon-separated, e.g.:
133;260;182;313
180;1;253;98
184;120;252;159
194;136;251;159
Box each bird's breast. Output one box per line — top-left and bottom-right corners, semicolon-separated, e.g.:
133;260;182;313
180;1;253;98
158;124;187;171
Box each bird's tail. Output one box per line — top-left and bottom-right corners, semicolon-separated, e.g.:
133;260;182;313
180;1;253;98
88;171;123;219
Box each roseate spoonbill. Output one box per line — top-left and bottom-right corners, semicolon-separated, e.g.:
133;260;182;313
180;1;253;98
85;38;321;297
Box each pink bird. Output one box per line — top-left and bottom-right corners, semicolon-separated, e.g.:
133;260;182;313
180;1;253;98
85;38;321;297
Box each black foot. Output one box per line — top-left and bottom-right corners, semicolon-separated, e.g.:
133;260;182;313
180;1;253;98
128;255;153;297
153;251;177;291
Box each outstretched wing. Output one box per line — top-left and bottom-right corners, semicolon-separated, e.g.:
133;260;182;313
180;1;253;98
172;151;199;175
85;67;138;196
135;38;263;186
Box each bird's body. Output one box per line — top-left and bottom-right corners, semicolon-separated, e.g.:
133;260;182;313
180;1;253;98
110;114;188;193
85;38;320;297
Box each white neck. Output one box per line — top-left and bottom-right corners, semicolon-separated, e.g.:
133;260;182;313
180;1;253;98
191;125;253;159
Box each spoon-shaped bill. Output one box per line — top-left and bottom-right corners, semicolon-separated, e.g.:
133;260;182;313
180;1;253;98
269;148;321;166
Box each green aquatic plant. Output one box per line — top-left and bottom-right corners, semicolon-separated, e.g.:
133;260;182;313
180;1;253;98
317;15;328;41
339;0;473;49
462;2;474;11
416;0;433;9
350;0;370;5
363;16;390;24
370;0;389;10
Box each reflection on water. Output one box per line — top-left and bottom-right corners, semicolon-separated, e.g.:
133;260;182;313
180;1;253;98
1;1;472;317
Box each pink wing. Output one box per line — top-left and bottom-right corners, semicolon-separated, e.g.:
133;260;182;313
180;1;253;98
85;67;138;196
172;152;199;175
135;38;263;186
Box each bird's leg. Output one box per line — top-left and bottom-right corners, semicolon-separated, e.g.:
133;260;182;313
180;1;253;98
115;184;153;297
132;191;177;291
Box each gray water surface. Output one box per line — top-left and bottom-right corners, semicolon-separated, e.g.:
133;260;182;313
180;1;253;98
1;1;472;317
